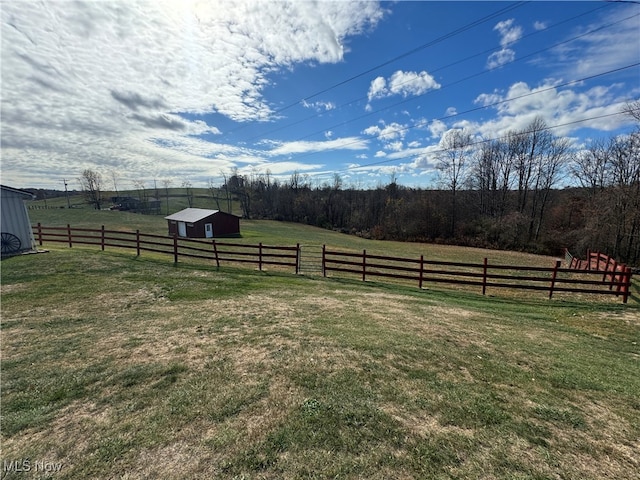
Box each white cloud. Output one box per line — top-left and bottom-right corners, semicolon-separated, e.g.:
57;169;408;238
494;19;522;48
548;4;640;79
302;100;336;112
486;18;522;69
533;21;547;31
471;80;632;139
265;137;368;156
362;121;407;141
385;141;404;152
428;119;447;139
0;0;385;187
367;70;440;103
367;76;387;101
487;49;516;70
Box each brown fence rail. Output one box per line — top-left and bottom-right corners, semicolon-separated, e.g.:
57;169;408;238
323;246;633;303
31;225;633;303
33;224;299;273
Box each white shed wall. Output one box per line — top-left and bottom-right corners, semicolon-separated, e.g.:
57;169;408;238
1;187;36;253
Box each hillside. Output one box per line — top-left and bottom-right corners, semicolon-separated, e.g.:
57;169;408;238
2;235;639;478
27;203;559;267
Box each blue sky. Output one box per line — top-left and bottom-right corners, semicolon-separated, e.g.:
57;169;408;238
1;1;639;190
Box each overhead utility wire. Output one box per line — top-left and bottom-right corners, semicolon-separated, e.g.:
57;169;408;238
283;61;640;164
338;109;638;175
287;2;528;107
225;1;528;136
277;14;640;150
241;3;619;144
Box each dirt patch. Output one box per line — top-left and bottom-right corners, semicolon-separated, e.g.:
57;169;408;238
0;282;28;294
598;309;640;327
381;404;475;438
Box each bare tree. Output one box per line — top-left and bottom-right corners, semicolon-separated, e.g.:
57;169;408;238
530;134;571;241
571;139;610;195
79;169;103;210
162;179;172;214
472;139;512;217
208;178;222;210
623;99;640;123
436;128;473;236
182;180;193;207
220;171;232;213
110;170;119;197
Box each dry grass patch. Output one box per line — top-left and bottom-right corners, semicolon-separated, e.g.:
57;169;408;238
2;249;639;479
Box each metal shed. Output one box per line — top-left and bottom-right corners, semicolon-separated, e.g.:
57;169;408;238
165;208;240;238
1;185;36;255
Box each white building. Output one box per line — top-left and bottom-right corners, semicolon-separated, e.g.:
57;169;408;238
1;185;36;255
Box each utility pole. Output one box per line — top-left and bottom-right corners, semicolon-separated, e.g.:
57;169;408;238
63;179;71;208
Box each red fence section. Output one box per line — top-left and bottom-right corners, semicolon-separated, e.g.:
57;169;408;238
33;224;300;273
323;246;633;303
565;248;633;295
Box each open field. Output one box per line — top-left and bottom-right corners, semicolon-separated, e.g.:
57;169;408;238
28;205;563;266
2;223;639;479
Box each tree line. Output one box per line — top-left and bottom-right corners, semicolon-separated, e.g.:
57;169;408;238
222;110;639;265
78;103;640;265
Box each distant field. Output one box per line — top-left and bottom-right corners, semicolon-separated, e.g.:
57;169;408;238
28;203;560;265
27;204;639;304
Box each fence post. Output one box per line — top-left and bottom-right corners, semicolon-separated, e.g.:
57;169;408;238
101;225;105;251
212;240;220;268
136;230;141;256
613;264;622;295
37;223;43;246
419;255;424;289
362;249;366;282
173;234;178;263
322;244;326;277
586;249;591;270
549;259;561;299
259;242;263;271
606;260;616;288
67;224;72;248
622;267;631;304
482;257;488;295
296;243;300;275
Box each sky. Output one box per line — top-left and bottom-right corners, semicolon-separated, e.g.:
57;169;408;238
1;0;639;191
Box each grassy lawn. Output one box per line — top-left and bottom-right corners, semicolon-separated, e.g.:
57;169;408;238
29;205;560;266
2;238;639;479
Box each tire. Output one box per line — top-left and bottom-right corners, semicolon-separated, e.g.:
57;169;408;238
1;232;22;254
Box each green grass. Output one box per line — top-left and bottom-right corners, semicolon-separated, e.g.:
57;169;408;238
2;243;639;479
28;203;560;266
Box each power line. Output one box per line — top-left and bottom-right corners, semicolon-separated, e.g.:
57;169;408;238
240;3;626;145
269;62;640;165
224;1;529;136
338;110;638;175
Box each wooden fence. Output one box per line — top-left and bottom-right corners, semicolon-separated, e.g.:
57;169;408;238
32;224;299;273
31;225;634;303
323;246;633;303
565;248;631;280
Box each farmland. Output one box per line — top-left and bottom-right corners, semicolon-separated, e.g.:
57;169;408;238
1;208;639;479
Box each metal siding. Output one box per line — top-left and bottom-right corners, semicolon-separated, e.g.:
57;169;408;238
212;212;240;236
191;221;206;238
0;189;36;252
